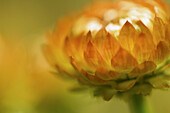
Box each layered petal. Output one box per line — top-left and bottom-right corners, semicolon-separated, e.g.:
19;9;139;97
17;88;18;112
153;16;165;45
149;41;170;64
101;33;120;64
95;67;123;80
44;0;170;100
165;19;170;48
111;48;138;72
84;41;106;68
118;21;138;52
116;79;136;91
130;61;156;77
133;22;155;63
70;57;111;85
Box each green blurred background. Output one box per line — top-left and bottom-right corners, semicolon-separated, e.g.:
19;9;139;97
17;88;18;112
0;0;170;113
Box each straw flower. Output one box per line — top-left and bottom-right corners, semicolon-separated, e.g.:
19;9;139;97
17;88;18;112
43;0;170;100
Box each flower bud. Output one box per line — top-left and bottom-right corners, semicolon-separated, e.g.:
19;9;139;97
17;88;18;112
44;0;170;100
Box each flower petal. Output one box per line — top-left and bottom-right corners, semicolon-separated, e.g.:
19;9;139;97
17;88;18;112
64;32;94;71
101;33;120;64
153;16;165;45
149;41;170;64
95;67;123;80
116;79;136;91
118;21;138;52
64;32;92;57
43;45;78;78
130;61;156;77
147;75;170;89
70;57;111;85
133;21;155;63
93;28;107;47
137;20;153;36
111;48;138;72
93;88;117;101
165;19;170;48
84;41;106;68
133;32;155;63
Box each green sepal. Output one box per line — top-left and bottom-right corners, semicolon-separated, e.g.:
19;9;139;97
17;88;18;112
93;87;117;101
147;75;170;89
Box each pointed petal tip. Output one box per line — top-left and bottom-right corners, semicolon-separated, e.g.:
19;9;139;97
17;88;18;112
111;48;138;72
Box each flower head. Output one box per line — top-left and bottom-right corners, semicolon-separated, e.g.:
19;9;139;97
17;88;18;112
44;0;170;100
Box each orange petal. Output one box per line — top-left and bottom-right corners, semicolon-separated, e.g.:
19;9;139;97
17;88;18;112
70;57;111;85
130;61;156;76
43;45;78;78
101;33;120;63
64;37;75;56
74;32;92;54
118;21;138;52
64;32;92;59
116;80;136;91
149;41;170;64
86;31;93;42
165;19;170;48
84;41;106;67
93;28;107;46
95;67;123;80
65;32;100;73
133;33;155;63
92;29;107;57
55;64;77;79
137;20;153;37
111;48;138;72
153;16;165;45
133;21;155;63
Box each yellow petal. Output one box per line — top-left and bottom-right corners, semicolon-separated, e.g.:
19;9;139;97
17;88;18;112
93;28;107;46
130;61;156;77
133;32;155;63
118;21;138;52
43;45;78;78
111;48;138;72
133;21;155;63
101;33;120;64
165;19;170;48
149;41;170;64
95;67;122;80
70;57;111;85
64;37;75;56
64;31;92;55
137;20;153;35
84;41;106;67
153;16;165;45
116;80;136;91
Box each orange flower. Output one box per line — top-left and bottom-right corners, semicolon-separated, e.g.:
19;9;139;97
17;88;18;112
44;0;170;100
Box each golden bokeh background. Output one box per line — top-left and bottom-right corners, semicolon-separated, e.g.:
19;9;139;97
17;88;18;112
0;0;170;113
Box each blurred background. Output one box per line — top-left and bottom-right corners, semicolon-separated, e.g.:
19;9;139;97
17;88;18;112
0;0;170;113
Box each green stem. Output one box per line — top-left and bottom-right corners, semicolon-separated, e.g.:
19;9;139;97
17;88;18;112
128;94;153;113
